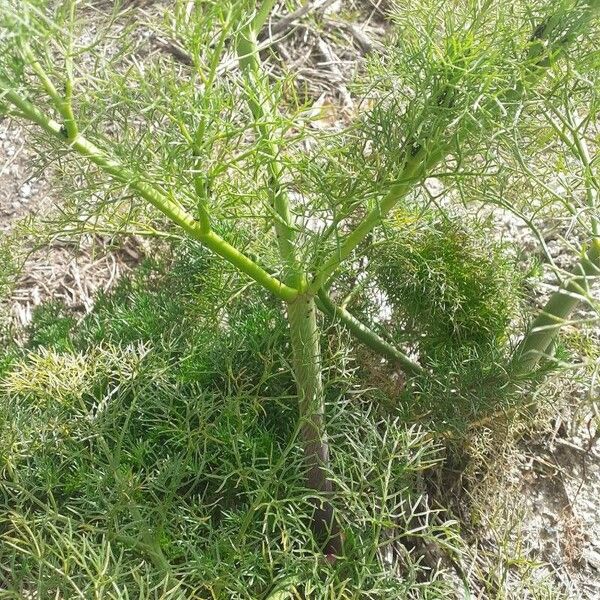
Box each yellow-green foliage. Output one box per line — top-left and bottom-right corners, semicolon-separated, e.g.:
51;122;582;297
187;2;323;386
3;344;151;409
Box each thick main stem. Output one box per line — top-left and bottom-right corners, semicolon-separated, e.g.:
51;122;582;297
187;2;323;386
514;238;600;373
236;11;342;552
287;294;343;555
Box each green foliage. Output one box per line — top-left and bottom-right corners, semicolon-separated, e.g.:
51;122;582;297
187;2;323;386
0;233;18;330
344;210;525;429
0;250;461;597
373;212;522;361
26;241;290;393
1;0;599;594
402;346;518;429
26;300;75;352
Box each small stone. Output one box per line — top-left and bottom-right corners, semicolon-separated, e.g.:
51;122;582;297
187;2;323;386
19;182;32;199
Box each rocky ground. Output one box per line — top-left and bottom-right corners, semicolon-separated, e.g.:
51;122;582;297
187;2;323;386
1;2;599;598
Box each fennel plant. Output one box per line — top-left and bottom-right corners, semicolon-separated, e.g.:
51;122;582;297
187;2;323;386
1;0;599;560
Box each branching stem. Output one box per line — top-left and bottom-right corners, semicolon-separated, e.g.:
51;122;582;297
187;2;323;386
236;4;341;553
309;148;438;293
236;23;303;288
0;82;298;302
316;289;424;376
309;0;600;294
23;45;78;140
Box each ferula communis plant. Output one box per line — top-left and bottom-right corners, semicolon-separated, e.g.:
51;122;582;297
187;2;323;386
1;0;599;555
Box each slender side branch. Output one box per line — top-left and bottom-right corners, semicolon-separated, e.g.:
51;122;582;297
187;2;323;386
61;73;77;140
0;82;298;302
190;10;231;235
62;0;78;140
316;289;424;376
309;149;435;292
192;174;212;234
23;45;78;140
514;238;600;373
309;0;600;293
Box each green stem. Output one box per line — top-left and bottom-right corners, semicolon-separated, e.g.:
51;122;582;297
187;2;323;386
190;12;231;235
62;0;78;140
24;45;78;140
252;0;279;34
236;26;302;288
287;294;343;555
514;238;600;374
309;0;600;293
236;11;341;551
316;289;424;376
0;83;299;302
309;150;435;293
192;175;212;234
60;75;78;140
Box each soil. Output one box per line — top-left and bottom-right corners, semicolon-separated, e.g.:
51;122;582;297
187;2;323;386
0;117;141;330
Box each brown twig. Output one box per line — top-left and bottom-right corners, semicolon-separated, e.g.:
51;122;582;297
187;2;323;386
264;0;338;38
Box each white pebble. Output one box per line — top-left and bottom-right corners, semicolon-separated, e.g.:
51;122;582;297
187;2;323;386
19;182;32;198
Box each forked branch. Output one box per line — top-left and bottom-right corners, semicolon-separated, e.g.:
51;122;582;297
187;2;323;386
0;82;299;302
309;0;600;293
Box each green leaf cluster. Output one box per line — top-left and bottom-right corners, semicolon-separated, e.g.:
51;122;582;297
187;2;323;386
372;212;522;361
0;246;458;597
